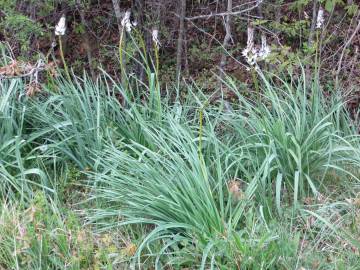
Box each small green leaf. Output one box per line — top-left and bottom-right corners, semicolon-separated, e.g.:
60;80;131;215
345;4;359;16
325;0;335;12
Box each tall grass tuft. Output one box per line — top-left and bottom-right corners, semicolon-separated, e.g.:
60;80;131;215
28;75;126;169
87;106;298;268
0;79;50;202
221;71;360;213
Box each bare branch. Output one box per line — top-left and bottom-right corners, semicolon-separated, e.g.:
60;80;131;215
181;0;261;21
335;19;360;88
219;0;233;78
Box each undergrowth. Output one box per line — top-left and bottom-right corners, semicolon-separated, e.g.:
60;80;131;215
0;46;360;268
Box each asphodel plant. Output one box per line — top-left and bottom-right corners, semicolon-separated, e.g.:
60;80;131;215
55;15;70;81
119;11;135;86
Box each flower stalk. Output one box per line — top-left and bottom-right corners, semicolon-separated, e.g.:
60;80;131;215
152;29;161;116
55;15;70;81
119;11;136;86
58;36;70;81
314;7;324;81
119;27;126;85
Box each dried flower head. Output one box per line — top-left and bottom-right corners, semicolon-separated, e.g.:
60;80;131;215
228;179;245;201
123;243;137;257
316;7;324;29
55;15;66;36
152;29;161;48
25;82;41;97
121;11;132;32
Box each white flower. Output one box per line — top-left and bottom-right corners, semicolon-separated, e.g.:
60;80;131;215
55;15;66;36
152;29;161;48
246;26;254;50
121;11;132;32
242;27;271;66
258;34;271;60
316;7;324;29
242;27;255;64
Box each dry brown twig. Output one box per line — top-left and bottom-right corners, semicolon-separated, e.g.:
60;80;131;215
0;59;46;80
0;58;57;96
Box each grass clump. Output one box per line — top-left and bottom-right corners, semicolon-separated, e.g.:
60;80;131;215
222;72;360;213
27;77;125;169
87;108;297;268
0;79;50;202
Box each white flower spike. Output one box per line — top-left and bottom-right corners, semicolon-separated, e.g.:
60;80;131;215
152;29;161;48
242;27;271;66
241;26;254;63
55;15;66;36
259;34;271;60
121;11;132;32
316;7;324;29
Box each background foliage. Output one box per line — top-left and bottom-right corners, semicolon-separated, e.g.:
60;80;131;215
1;0;360;269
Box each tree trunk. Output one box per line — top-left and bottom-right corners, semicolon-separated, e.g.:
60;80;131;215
305;0;318;84
219;0;233;81
76;0;96;80
112;0;123;32
184;33;189;76
176;0;186;80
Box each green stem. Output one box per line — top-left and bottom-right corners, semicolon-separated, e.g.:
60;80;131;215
119;28;128;88
154;44;159;74
314;30;321;81
198;104;208;175
154;44;161;114
198;108;204;158
58;36;70;81
251;68;260;102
